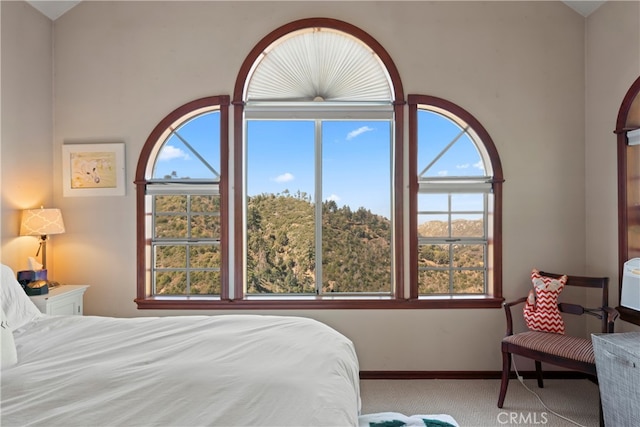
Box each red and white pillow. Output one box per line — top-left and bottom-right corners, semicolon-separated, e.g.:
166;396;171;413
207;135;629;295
523;269;567;334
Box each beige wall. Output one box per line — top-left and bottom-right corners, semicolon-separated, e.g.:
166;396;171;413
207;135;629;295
2;0;637;371
0;1;54;271
585;0;640;333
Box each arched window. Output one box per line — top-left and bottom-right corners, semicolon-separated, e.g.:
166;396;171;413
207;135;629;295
232;18;405;303
408;95;504;306
134;19;504;309
135;96;229;307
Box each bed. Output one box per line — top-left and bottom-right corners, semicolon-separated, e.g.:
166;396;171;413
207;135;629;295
0;264;361;426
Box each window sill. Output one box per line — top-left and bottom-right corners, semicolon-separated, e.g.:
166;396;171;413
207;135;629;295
617;305;640;326
135;296;504;310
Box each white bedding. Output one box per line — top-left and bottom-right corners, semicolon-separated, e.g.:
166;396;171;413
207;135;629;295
1;314;360;426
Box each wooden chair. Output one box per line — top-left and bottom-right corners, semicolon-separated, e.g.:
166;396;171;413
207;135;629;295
497;272;619;419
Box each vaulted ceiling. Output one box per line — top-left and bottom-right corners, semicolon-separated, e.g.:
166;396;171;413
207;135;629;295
26;0;607;21
26;0;80;20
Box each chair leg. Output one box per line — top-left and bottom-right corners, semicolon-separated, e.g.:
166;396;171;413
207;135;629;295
535;360;544;388
598;393;604;427
498;350;511;408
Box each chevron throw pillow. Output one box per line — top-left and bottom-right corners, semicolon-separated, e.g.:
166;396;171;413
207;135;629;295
523;269;567;334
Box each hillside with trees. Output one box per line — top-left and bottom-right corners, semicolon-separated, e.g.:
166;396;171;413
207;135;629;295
417;219;485;294
154;193;485;295
246;191;391;294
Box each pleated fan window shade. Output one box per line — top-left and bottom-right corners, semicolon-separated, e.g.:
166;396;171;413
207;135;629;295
245;28;393;104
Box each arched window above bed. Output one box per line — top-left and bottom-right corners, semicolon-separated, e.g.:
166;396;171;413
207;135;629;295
134;18;503;309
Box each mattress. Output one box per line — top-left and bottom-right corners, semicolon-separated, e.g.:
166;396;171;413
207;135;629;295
1;314;360;426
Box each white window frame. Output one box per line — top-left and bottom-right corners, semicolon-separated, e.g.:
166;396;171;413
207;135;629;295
242;105;396;298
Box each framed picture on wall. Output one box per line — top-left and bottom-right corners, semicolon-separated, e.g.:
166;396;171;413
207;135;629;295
62;142;126;197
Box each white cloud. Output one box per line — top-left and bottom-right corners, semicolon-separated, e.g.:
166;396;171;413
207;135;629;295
473;160;484;170
437;170;448;176
158;145;190;161
273;172;294;183
456;163;470;169
326;194;341;202
346;126;374;140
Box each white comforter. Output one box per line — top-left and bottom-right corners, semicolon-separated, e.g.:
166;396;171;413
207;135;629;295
1;314;360;426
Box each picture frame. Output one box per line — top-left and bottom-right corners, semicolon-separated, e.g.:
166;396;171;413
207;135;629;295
62;142;126;197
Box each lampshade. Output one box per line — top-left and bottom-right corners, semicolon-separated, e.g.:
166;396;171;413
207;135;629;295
20;208;65;237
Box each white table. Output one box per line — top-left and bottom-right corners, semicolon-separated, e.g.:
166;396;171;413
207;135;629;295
29;285;89;315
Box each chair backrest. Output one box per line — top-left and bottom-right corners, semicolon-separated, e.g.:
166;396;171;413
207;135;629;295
539;271;609;333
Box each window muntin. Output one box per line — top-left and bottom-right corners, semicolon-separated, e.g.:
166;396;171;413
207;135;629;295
417;192;487;295
152;194;221;296
244;118;393;297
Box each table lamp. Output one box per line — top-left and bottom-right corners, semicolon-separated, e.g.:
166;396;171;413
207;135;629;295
20;207;65;270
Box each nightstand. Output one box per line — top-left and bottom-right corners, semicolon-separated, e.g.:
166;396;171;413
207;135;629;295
29;285;89;315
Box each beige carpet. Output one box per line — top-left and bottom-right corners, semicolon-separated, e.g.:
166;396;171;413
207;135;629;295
360;379;599;427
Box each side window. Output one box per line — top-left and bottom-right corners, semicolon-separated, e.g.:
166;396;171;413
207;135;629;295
409;95;504;302
135;96;229;305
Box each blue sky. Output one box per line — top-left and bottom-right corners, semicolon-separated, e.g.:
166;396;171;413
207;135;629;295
247;120;391;218
153;112;221;180
153;111;486;220
417;110;485;179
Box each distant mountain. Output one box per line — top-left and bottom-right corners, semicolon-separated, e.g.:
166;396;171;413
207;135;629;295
416;218;485;294
418;219;483;238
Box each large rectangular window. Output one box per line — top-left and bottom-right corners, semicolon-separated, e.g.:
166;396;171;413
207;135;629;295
244;119;393;297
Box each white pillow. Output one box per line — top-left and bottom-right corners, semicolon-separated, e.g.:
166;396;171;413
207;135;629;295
1;264;43;330
1;306;18;368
